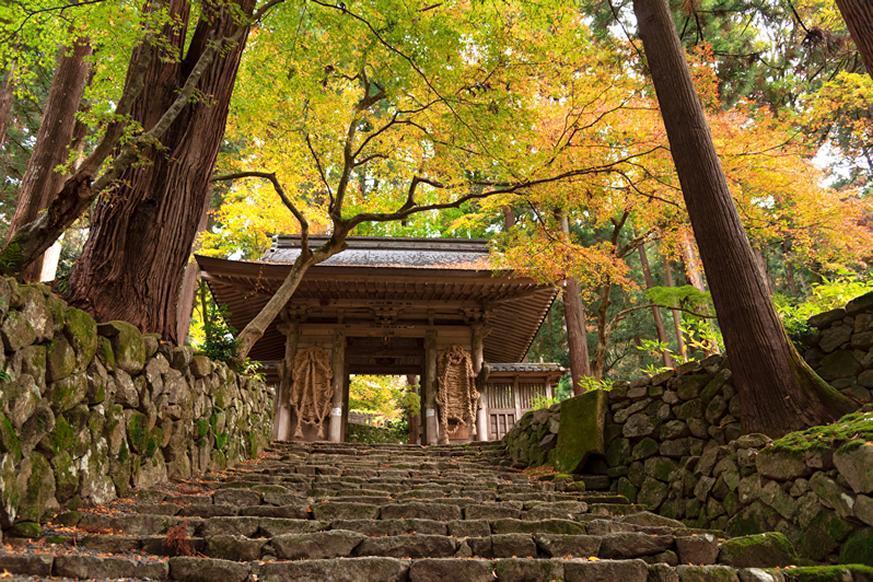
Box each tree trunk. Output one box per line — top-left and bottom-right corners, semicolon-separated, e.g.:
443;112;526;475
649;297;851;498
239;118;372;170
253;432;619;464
663;260;688;361
591;283;611;379
0;70;14;149
175;206;210;343
235;238;346;360
782;241;799;296
558;213;591;393
836;0;873;77
638;243;674;368
502;206;516;230
67;0;254;341
680;228;706;291
753;245;772;294
632;0;855;435
6;41;92;282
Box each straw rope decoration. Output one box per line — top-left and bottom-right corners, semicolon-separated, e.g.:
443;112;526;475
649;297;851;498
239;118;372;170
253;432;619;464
289;347;334;439
436;345;480;439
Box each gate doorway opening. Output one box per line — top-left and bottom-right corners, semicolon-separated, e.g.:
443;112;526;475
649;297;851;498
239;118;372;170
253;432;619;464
347;374;420;444
344;336;423;443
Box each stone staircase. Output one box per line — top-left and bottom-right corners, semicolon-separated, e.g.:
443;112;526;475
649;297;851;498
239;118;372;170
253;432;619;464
0;441;867;581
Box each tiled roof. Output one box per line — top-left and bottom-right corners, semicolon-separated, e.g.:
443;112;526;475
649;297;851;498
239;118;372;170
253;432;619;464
262;235;491;270
488;362;567;373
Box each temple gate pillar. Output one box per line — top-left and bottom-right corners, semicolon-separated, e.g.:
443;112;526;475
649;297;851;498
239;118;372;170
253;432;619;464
423;329;439;445
406;374;421;444
274;319;299;441
328;331;346;442
472;323;489;442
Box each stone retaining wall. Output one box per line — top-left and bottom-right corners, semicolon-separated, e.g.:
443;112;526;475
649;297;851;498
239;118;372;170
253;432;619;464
680;421;873;564
0;277;273;534
504;291;873;563
800;291;873;404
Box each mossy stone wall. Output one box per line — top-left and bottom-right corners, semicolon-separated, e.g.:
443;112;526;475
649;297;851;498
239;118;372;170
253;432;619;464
502;292;873;564
0;277;273;535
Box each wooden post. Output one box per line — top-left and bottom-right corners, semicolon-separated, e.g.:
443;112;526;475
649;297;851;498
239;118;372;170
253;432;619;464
513;376;522;423
423;329;439;445
274;319;299;441
406;374;420;444
328;331;346;442
472;323;489;442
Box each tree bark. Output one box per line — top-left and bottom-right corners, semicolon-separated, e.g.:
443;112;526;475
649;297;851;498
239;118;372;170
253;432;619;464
175;206;210;342
0;70;14;149
235;238;346;360
679;228;706;291
502;206;516;230
67;0;254;341
836;0;873;77
663;259;688;361
6;41;92;281
558;213;592;393
638;243;674;368
632;0;855;435
753;245;772;294
591;283;611;379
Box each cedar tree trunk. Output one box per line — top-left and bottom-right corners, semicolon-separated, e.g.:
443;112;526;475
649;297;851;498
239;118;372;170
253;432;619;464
559;213;592;392
175;206;209;342
0;71;13;149
836;0;873;77
68;0;254;341
7;41;92;281
632;0;855;435
591;283;611;379
663;260;687;361
638;243;674;368
680;228;705;291
502;206;516;230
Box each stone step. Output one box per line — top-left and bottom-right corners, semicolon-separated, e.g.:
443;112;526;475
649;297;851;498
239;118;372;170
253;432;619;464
10;550;853;582
8;527;715;564
0;441;832;582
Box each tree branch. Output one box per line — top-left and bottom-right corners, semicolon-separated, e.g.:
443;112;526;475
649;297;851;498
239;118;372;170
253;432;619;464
212;170;310;255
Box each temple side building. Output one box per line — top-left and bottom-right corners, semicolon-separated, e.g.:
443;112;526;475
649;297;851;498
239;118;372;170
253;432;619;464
197;236;565;444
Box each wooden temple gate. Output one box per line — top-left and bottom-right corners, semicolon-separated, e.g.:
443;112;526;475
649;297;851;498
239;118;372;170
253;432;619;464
198;236;565;444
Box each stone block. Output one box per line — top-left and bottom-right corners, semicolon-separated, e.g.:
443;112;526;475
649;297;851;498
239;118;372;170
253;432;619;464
833;441;873;494
273;530;365;559
563;558;649;582
718;532;797;568
408;558;493;582
553;390;606;473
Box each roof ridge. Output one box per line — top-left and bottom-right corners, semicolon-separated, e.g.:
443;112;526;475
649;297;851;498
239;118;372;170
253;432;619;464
270;235;489;252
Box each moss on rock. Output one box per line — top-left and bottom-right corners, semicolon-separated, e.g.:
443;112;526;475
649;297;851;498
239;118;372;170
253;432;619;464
838;527;873;566
47;415;77;456
796;508;855;561
63;307;98;366
0;412;22;460
18;452;56;522
97;336;115;368
771;410;873;455
9;521;42;538
718;531;797;567
553;390;606;474
126;412;149;454
781;565;873;581
97;321;145;373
